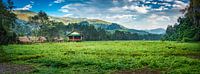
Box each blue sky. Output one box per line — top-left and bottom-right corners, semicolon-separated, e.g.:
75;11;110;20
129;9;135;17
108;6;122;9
3;0;189;30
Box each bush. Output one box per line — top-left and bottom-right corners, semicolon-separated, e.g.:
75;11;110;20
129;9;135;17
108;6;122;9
182;37;193;42
0;46;9;63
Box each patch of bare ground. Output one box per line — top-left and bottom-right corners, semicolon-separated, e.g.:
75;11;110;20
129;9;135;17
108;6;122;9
169;54;200;59
0;63;34;74
112;67;160;74
186;55;200;59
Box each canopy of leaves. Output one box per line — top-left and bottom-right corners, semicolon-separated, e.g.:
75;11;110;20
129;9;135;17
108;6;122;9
163;0;200;42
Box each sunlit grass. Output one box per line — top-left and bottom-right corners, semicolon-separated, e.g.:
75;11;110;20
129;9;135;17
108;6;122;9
2;41;200;74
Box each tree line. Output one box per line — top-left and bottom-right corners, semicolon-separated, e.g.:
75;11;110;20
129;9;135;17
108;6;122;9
163;0;200;42
66;22;162;41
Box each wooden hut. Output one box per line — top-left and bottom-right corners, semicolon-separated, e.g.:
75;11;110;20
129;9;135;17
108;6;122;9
67;31;82;42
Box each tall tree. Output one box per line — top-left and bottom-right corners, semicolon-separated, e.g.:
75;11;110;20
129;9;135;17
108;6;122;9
163;0;200;42
0;0;17;44
7;0;14;11
28;11;49;37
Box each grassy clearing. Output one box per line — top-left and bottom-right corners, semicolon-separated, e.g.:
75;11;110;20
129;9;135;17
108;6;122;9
2;41;200;74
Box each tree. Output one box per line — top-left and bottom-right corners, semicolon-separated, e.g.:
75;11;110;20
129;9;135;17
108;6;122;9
28;11;50;41
163;0;200;42
7;0;14;11
0;0;16;63
0;0;17;44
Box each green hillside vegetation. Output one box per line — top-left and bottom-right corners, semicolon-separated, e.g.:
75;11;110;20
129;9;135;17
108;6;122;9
2;41;200;74
12;10;162;41
13;10;165;35
0;0;17;44
163;0;200;42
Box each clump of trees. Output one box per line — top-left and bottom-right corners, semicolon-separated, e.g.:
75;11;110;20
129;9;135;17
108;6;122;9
0;0;15;62
66;22;162;41
28;11;65;42
163;0;200;42
0;0;17;45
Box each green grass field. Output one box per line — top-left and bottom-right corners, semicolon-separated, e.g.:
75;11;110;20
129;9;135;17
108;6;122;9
2;41;200;74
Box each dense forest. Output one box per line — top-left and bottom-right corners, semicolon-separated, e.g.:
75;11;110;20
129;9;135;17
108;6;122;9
163;0;200;42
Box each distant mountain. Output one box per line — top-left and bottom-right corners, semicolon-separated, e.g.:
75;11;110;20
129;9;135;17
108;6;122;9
145;28;166;34
106;23;127;30
128;29;150;35
13;10;163;35
13;10;111;25
13;10;37;21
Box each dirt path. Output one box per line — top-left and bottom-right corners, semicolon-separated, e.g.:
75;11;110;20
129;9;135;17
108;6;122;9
0;63;33;74
112;67;160;74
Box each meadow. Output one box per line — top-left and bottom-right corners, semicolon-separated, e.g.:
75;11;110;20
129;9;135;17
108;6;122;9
1;41;200;74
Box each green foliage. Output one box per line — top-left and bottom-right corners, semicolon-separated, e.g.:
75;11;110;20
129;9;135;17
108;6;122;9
66;22;162;41
28;11;66;41
0;46;9;63
3;41;200;73
182;37;193;42
0;0;17;44
163;0;200;42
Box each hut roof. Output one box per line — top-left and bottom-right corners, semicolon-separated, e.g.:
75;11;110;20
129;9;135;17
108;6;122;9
68;31;81;36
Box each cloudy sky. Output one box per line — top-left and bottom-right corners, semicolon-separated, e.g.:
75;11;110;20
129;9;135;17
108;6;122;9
4;0;189;30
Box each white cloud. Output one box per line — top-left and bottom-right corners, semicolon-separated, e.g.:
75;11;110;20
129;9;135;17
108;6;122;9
59;3;86;13
128;14;172;30
128;0;133;2
106;14;135;19
49;4;53;6
145;1;151;4
158;3;171;7
59;9;69;12
164;0;174;2
56;0;187;30
173;1;188;9
148;14;170;22
108;7;124;12
152;2;158;4
15;1;34;10
122;5;150;14
48;0;65;6
15;4;32;10
54;0;65;3
63;14;73;17
30;1;34;4
153;6;169;11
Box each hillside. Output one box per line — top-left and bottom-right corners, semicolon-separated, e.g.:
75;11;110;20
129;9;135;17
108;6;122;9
145;28;166;34
13;10;111;25
13;10;163;35
13;10;37;21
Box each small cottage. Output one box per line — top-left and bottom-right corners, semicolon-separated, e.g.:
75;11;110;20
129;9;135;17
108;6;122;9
67;31;82;42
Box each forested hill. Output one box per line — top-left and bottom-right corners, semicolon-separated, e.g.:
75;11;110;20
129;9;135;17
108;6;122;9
13;10;164;35
163;0;200;42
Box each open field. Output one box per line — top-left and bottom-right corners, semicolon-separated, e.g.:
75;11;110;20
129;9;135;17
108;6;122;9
1;41;200;74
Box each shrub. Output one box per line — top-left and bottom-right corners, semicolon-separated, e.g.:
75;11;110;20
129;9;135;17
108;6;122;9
0;46;9;63
182;37;193;42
